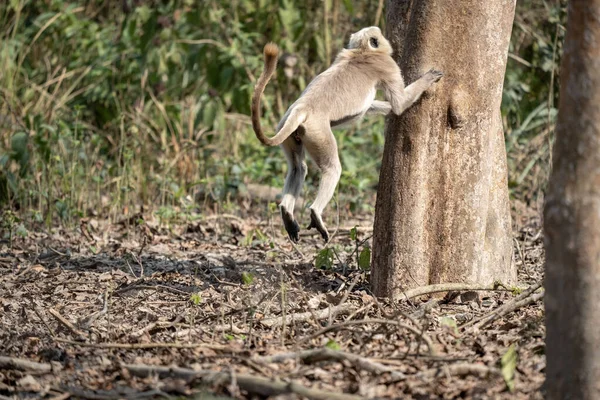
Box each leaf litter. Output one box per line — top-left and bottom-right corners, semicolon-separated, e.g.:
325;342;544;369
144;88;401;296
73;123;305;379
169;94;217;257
0;205;545;399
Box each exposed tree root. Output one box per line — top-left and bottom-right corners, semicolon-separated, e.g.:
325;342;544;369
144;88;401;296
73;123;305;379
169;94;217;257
400;282;516;301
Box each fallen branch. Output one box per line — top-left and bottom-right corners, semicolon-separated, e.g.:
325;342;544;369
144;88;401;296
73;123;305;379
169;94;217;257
58;386;166;400
416;362;500;379
54;338;238;352
0;356;52;373
297;318;436;356
461;282;543;331
400;282;515;301
255;348;406;380
410;299;440;319
259;303;354;328
47;308;87;339
123;363;364;400
467;291;544;331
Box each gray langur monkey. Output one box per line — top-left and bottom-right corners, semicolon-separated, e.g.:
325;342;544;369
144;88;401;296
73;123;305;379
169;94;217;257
251;26;442;243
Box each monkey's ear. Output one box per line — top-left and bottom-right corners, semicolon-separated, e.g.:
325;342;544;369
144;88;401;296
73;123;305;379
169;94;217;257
369;37;379;49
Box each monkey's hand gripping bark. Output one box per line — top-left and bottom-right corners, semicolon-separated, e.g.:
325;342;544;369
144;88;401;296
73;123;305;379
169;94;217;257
251;27;443;243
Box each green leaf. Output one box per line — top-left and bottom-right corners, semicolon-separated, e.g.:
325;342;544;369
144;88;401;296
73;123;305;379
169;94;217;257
341;0;354;14
268;202;278;213
15;224;28;238
315;248;334;270
190;293;202;305
358;247;371;270
202;101;217;128
501;344;517;392
10;131;29;172
350;226;357;241
325;339;340;351
440;316;458;335
241;271;254;285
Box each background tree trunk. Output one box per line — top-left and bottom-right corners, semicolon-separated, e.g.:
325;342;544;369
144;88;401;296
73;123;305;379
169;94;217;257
371;0;516;298
544;1;600;398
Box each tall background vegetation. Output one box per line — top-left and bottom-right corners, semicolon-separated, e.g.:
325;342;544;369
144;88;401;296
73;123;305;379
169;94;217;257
0;0;565;227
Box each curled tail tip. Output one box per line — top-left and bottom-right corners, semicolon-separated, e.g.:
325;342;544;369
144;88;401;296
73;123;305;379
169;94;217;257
263;42;279;60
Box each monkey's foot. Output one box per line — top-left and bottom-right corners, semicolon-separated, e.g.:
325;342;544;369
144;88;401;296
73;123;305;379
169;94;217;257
424;69;443;83
307;209;329;242
281;206;300;243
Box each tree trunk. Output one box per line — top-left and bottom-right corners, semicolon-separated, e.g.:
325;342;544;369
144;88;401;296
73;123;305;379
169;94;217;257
544;1;600;398
371;0;516;298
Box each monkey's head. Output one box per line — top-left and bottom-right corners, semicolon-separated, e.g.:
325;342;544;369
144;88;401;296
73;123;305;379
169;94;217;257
347;26;392;55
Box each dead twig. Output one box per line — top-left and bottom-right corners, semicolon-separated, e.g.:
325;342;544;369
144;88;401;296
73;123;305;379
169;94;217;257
401;282;515;301
203;213;247;225
124;363;364;400
54;338;239;352
130;314;186;339
114;283;191;296
79;289;109;329
58;386;166;400
0;356;53;373
461;282;542;330
255;348;406;380
416;362;501;380
297;318;436;356
47;308;87;339
259;303;354;328
330;273;362;322
463;289;544;331
32;304;56;338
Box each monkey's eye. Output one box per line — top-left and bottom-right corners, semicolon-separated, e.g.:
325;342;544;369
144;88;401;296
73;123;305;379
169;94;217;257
369;37;379;48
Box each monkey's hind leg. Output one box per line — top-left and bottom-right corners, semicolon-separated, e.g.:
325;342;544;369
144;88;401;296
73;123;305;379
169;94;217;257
304;125;342;242
280;136;307;243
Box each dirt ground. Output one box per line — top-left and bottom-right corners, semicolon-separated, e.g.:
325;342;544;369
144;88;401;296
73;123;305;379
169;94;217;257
0;203;545;399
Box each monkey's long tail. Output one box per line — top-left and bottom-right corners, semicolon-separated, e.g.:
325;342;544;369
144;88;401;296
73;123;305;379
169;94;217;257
251;43;306;147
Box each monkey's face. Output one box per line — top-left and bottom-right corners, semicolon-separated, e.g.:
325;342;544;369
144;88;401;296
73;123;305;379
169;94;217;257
347;26;393;56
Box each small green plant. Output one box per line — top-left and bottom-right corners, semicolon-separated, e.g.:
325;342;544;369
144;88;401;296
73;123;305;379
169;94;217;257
1;210;20;247
315;247;335;270
241;228;269;247
350;226;371;270
440;316;459;336
190;293;202;306
325;339;341;351
241;271;255;285
511;286;523;296
501;344;518;392
358;247;371;270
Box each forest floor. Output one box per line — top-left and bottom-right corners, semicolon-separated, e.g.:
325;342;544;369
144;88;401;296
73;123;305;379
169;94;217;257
0;200;545;400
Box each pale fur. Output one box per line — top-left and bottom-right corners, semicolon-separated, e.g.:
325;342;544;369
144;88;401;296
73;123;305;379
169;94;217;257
251;26;442;243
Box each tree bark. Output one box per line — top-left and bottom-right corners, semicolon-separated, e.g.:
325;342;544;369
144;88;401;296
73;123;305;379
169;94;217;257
544;1;600;398
371;0;516;298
